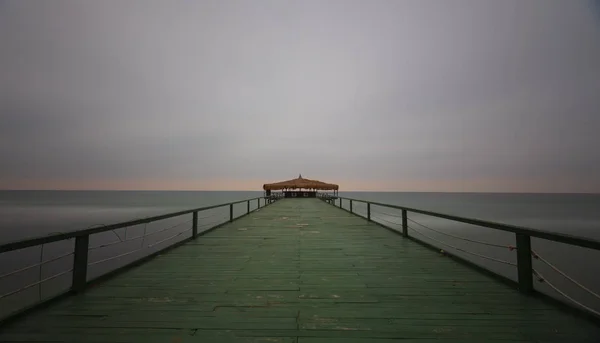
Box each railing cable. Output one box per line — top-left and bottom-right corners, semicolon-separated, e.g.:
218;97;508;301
371;215;401;227
372;209;404;219
38;244;44;301
407;224;517;266
111;228;125;243
0;269;73;300
406;216;513;250
143;219;193;239
373;212;514;250
89;227;197;266
533;269;600;317
0;199;264;302
87;248;144;267
0;251;74;280
88;219;222;267
147;227;193;248
370;215;515;266
140;222;148;250
532;250;600;300
88;218;196;251
373;209;513;250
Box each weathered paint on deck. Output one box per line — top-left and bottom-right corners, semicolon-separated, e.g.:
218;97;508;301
1;198;598;342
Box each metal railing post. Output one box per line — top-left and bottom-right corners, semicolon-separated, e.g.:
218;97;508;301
6;193;600;325
72;235;89;293
258;198;260;209
516;233;533;294
192;211;198;237
402;209;408;237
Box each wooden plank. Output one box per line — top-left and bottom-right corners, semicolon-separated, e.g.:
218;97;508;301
1;198;599;343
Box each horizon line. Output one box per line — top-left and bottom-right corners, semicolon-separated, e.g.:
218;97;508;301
1;189;599;195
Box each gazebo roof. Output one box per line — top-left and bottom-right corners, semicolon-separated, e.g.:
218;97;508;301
263;174;339;191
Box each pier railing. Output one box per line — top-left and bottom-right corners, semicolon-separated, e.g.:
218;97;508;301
0;195;281;322
318;194;600;318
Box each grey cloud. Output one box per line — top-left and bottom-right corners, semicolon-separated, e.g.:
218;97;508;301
1;0;599;191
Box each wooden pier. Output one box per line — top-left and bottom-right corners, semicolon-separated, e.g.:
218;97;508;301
1;198;599;342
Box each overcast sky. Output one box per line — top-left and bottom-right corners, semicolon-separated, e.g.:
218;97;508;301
1;0;599;192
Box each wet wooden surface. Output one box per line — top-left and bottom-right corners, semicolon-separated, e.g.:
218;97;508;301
1;198;598;342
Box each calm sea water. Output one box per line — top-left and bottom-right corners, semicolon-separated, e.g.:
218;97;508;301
0;191;265;242
0;191;599;318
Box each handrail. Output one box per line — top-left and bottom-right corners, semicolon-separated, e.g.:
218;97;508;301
0;196;266;253
318;193;600;319
322;195;600;251
0;195;281;322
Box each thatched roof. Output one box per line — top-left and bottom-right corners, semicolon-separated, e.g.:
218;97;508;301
263;174;339;191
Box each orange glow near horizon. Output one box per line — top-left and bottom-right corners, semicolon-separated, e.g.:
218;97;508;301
1;177;596;193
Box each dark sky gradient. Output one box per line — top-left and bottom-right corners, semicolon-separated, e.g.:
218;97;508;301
1;1;599;192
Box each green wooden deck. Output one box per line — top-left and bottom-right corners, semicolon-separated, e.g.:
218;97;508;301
1;198;598;342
